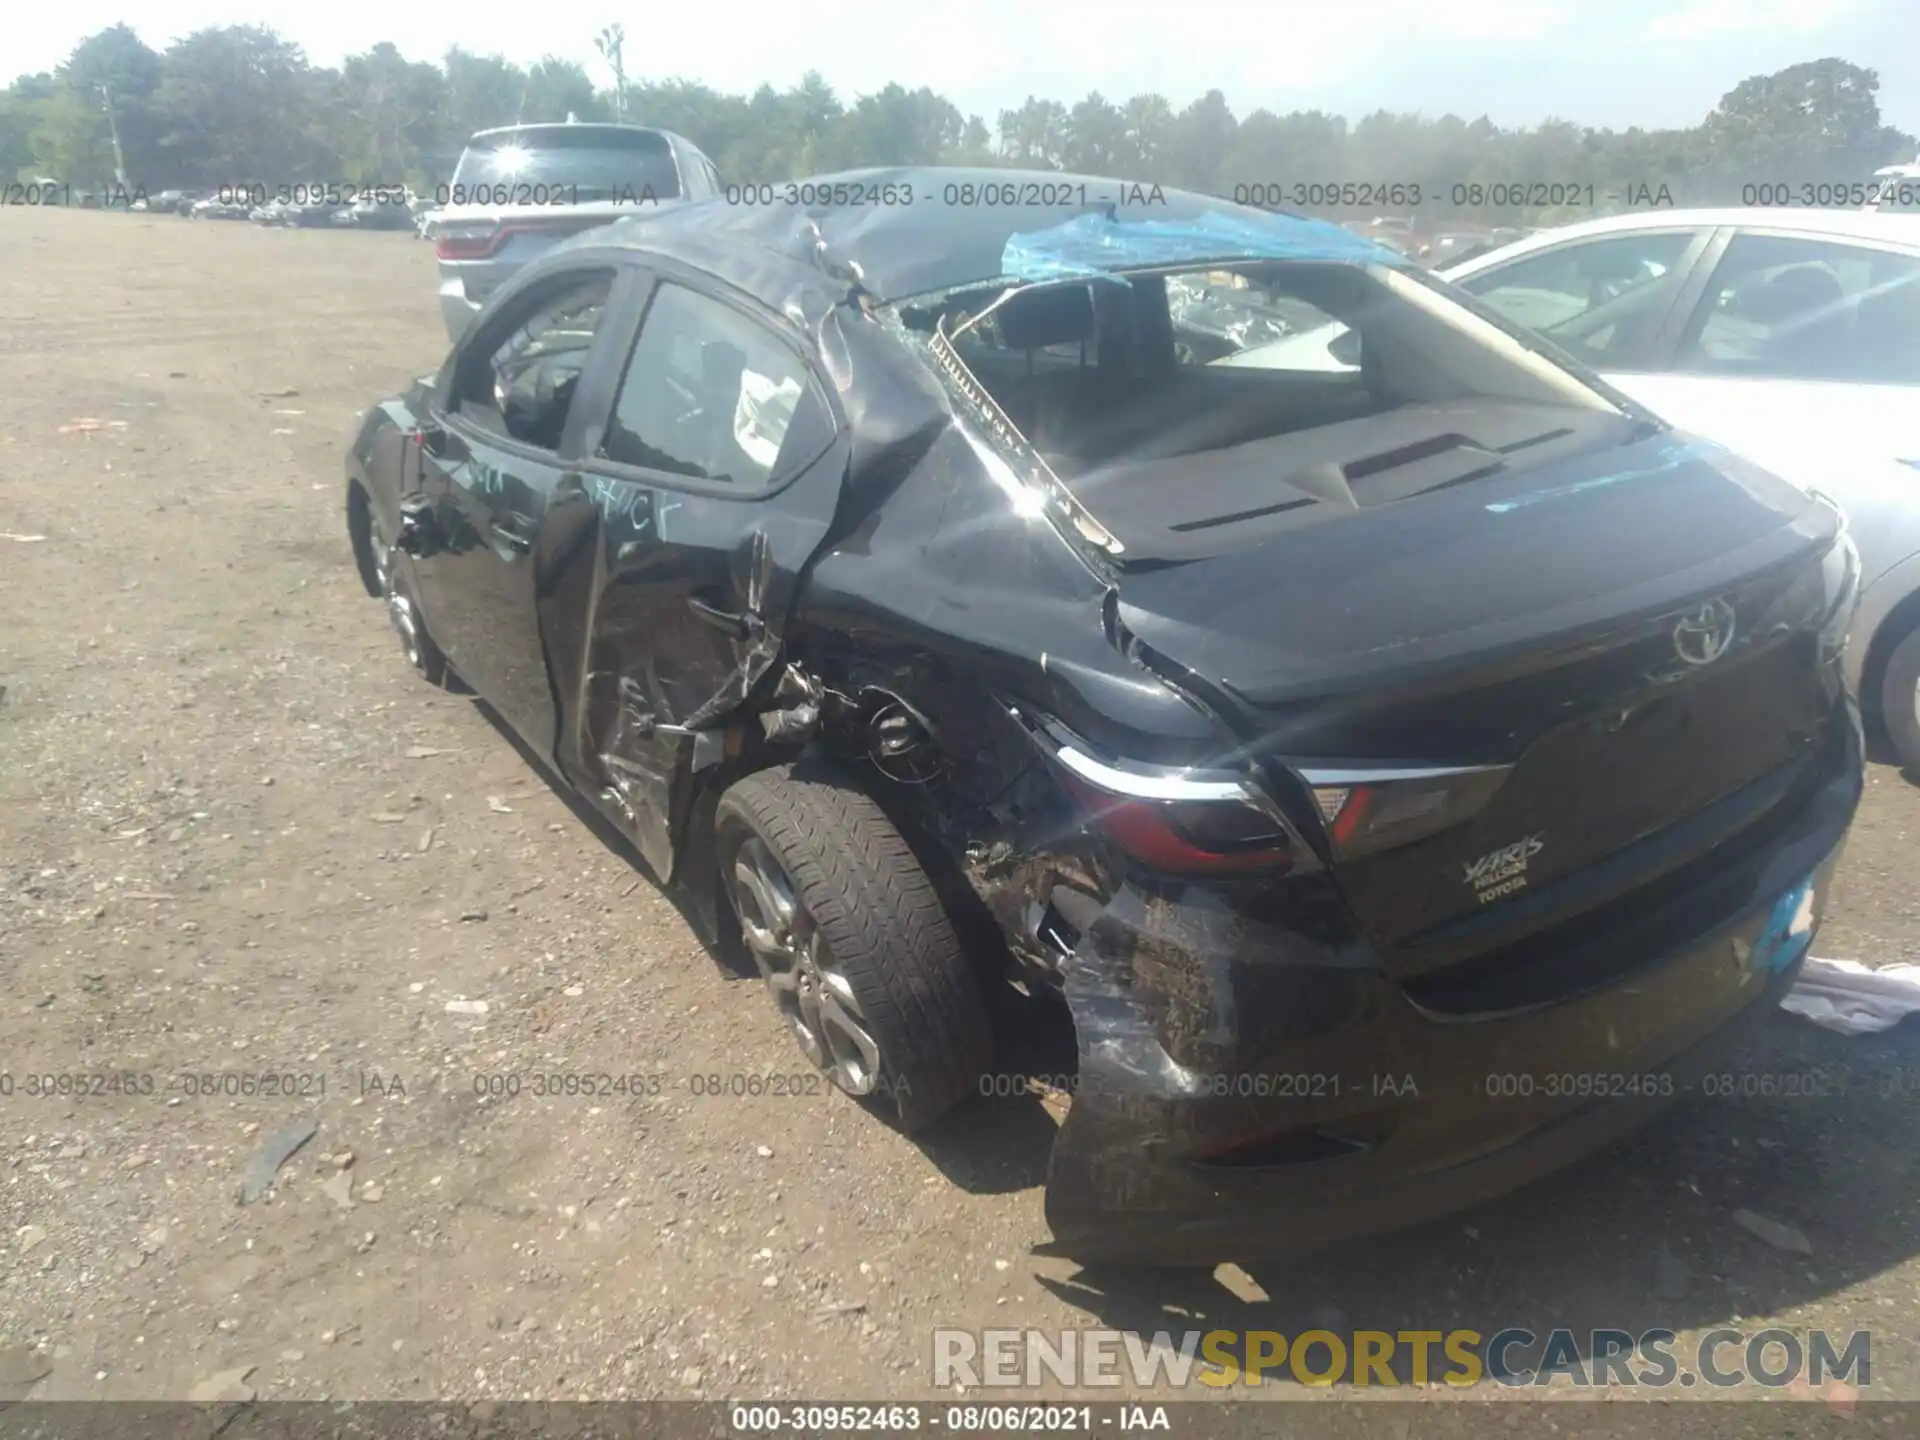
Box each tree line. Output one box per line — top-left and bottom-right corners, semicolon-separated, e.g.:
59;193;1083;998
2;25;1914;224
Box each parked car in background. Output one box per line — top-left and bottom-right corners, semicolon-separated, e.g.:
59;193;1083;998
190;195;250;221
1868;160;1920;213
1419;226;1527;268
346;171;1862;1263
1445;210;1920;768
285;199;350;228
333;194;417;231
1224;208;1920;768
429;120;722;340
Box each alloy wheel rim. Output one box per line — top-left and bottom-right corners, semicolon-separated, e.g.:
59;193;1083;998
371;527;424;668
730;835;883;1096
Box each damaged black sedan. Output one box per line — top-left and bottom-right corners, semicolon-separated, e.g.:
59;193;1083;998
346;168;1864;1265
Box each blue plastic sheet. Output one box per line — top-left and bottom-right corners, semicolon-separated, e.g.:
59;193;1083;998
1001;209;1406;282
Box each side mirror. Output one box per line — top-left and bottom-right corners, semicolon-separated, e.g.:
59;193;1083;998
1329;329;1363;367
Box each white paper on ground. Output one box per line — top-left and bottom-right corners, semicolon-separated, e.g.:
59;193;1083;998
1781;958;1920;1036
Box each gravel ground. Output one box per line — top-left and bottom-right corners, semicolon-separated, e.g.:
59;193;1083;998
2;207;1919;1412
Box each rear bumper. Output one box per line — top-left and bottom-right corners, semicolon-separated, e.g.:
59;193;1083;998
1039;702;1863;1265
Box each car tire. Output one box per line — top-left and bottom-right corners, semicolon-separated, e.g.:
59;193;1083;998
1881;626;1920;775
362;505;449;687
715;764;993;1133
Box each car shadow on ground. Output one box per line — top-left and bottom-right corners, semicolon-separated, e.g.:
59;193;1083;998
1864;728;1918;780
1029;1016;1920;1386
466;695;759;982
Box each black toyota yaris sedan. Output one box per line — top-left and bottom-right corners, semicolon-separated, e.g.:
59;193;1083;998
345;167;1864;1265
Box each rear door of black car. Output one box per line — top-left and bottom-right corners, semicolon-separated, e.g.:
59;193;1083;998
553;268;846;874
414;263;640;749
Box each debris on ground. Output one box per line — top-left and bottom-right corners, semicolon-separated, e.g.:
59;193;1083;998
1783;958;1920;1035
237;1118;320;1204
188;1365;257;1403
1733;1208;1814;1255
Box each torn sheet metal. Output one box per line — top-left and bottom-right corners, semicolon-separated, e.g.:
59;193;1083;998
1002;208;1407;283
1782;957;1920;1035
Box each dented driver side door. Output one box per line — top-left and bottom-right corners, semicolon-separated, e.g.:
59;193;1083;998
551;269;847;876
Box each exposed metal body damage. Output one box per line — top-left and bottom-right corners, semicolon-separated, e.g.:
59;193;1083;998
347;166;1865;1264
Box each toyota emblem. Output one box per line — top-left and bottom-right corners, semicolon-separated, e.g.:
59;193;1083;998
1673;598;1738;666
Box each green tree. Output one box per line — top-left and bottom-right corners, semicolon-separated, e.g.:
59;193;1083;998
338;44;445;183
1063;92;1126;173
1700;57;1907;193
519;58;606;125
441;48;525;158
2;34;1914;218
1162;89;1236;193
30;88;114;187
1120;94;1173;175
59;25;164;183
997;97;1068;168
149;26;334;185
0;74;57;182
825;85;963;169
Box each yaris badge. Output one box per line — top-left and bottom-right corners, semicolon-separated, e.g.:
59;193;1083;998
1672;598;1737;666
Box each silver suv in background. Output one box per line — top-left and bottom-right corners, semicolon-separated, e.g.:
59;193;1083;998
429;121;722;340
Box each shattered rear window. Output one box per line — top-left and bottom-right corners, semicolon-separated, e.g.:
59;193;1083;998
915;259;1652;563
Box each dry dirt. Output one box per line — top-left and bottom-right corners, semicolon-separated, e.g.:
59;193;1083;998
2;206;1919;1410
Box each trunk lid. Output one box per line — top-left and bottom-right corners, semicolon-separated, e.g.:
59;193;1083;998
1112;430;1846;989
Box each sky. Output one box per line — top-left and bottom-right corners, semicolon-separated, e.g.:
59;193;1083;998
10;0;1920;141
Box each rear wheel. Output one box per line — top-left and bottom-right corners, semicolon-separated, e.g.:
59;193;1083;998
715;764;993;1133
1882;627;1920;774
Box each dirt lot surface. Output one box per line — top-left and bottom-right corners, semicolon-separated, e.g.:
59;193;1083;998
3;207;1920;1414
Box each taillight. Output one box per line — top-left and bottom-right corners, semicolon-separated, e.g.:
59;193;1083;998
435;215;599;261
1302;764;1511;862
1020;714;1314;878
1058;772;1294;875
434;222;503;260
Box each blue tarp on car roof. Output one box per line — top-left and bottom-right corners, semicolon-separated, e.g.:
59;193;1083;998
1001;209;1408;282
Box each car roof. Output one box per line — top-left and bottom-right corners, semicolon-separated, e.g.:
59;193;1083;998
466;121;693;146
1444;206;1920;273
572;166;1405;306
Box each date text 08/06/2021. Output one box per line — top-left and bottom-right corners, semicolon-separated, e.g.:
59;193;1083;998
14;1061;1920;1103
727;1403;1149;1433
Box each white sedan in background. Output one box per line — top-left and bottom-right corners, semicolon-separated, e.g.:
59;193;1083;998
1223;208;1920;768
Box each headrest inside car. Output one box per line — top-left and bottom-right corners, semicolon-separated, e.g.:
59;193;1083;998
1735;265;1844;325
997;285;1096;351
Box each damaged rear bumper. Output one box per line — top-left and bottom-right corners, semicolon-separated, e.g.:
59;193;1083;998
1038;711;1862;1266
